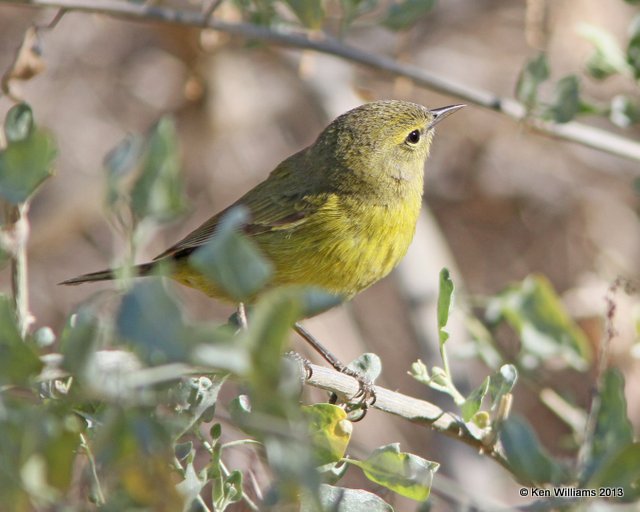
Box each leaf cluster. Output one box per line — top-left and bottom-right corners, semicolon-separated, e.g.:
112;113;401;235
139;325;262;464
515;0;640;126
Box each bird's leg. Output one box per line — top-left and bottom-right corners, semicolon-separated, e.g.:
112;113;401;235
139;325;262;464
293;322;376;413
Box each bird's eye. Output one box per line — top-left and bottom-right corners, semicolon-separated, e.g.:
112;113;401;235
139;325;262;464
406;129;421;144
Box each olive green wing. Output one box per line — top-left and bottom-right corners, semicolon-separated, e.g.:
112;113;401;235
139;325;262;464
153;155;323;261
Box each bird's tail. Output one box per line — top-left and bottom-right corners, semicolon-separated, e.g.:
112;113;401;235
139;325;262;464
59;262;155;286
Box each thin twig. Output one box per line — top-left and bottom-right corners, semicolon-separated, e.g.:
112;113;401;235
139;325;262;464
237;302;248;330
202;0;223;22
4;201;33;337
37;7;67;29
4;0;640;166
80;433;106;506
578;278;623;473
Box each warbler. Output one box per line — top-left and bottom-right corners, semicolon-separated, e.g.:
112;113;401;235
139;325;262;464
61;100;463;300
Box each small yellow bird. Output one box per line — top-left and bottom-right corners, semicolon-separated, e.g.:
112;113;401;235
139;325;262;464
62;100;463;302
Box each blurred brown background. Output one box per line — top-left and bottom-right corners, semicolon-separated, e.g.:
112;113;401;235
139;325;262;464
1;0;639;509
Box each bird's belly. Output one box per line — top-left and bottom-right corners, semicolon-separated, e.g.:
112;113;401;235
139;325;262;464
172;201;420;301
264;207;418;298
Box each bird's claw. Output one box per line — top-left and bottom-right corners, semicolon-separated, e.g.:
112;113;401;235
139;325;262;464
285;350;313;381
337;365;377;421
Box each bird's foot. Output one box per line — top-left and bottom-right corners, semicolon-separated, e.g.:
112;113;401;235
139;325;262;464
285;350;313;382
329;363;377;422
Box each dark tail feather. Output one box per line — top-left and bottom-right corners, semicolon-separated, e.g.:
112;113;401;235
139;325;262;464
59;263;155;286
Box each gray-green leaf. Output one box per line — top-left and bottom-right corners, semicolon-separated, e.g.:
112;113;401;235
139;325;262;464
500;416;569;485
348;443;438;501
302;484;394;511
283;0;325;29
383;0;436;31
580;368;633;485
437;267;454;346
515;53;549;109
545;75;581;123
190;207;273;302
485;274;591;371
0;119;56;204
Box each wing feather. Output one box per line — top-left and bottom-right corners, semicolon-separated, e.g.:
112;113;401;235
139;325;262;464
154;150;324;260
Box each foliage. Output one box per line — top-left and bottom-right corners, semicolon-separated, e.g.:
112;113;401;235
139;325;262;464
1;0;639;510
516;2;640;125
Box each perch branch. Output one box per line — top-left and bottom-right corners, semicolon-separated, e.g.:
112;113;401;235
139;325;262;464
3;0;640;167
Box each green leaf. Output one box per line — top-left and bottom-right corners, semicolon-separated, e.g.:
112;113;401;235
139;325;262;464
437;268;454;346
486;274;591;371
627;15;640;80
4;103;34;143
464;314;502;369
0;125;56;204
104;133;144;212
515;53;549;109
283;0;325;29
460;377;489;422
41;418;81;491
190;336;251;375
500;416;569;485
298;287;345;317
409;359;430;384
233;0;277;26
183;375;226;429
60;308;99;378
223;470;244;505
97;409;184;509
176;460;206;507
317;461;349;485
348;443;438;501
175;441;193;461
586;443;640;501
488;364;518;410
610;95;640;127
116;280;190;364
244;287;310;415
303;404;352;466
545;75;581;123
302;484;394;512
190;207;273;302
341;0;379;26
3;407;82;497
580;368;633;484
347;352;382;382
0;295;42;385
382;0;436;31
578;24;629;80
228;394;252;428
130;117;187;223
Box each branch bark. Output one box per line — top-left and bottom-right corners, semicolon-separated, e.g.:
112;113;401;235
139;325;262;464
3;0;640;167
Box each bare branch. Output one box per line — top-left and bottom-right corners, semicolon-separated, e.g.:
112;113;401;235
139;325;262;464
3;0;640;167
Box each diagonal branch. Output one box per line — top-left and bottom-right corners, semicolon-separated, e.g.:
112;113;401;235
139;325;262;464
3;0;640;167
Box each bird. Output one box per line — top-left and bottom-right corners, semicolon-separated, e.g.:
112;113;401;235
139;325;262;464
61;100;463;301
61;100;463;407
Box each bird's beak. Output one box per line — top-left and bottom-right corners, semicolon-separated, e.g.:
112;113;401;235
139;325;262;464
428;104;465;129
